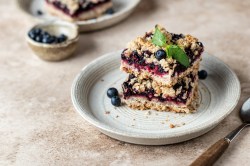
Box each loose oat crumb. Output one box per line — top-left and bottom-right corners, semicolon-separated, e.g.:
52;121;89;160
169;123;175;128
161;122;165;124
105;111;110;114
155;113;159;116
145;111;151;115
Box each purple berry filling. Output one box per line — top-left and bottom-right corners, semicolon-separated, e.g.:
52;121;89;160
121;50;168;76
121;48;203;77
122;74;196;104
46;0;111;17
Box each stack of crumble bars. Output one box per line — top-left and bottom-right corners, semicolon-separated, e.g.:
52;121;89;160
120;25;204;113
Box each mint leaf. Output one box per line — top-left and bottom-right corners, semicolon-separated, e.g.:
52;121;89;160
152;27;167;47
166;45;172;58
166;45;190;67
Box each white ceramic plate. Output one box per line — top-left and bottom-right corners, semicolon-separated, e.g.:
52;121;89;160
71;51;241;145
16;0;141;32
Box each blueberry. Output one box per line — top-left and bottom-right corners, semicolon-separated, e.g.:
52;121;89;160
197;42;203;47
57;34;67;43
107;88;118;98
28;31;36;40
41;31;50;36
198;70;208;79
155;49;166;61
42;35;51;44
106;8;114;14
35;35;43;42
37;10;43;15
149;63;155;69
49;36;56;43
111;96;121;106
158;66;165;73
34;28;42;35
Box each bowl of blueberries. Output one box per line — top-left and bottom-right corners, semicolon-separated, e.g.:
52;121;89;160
26;20;79;61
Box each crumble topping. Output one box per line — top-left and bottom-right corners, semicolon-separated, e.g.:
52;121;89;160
122;25;204;73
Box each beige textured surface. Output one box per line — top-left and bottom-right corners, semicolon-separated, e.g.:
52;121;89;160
1;0;250;165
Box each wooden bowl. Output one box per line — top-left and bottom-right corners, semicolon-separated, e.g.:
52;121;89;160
26;21;79;61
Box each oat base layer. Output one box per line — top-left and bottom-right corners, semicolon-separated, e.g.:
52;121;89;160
123;87;199;113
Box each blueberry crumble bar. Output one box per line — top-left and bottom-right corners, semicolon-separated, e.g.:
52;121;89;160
120;25;204;113
120;25;204;86
122;72;199;113
46;0;113;21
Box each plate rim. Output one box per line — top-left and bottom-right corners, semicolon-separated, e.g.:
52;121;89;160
16;0;141;25
71;50;241;139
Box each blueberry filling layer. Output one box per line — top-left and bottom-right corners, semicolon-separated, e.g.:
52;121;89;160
46;0;111;17
122;74;196;104
121;48;203;77
121;50;168;76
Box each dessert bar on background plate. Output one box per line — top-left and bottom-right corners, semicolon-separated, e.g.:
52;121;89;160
45;0;113;21
16;0;141;32
71;51;240;145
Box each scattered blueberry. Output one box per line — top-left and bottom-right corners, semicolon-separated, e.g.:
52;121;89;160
28;28;68;44
111;96;121;106
155;49;166;61
37;10;43;15
107;88;118;98
198;70;208;79
106;8;114;14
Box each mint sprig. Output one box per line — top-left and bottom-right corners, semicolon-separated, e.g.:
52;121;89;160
151;27;190;67
152;27;166;47
166;45;190;67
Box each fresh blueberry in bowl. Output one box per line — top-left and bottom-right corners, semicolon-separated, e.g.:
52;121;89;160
155;49;166;61
26;21;79;61
34;28;42;35
198;70;208;79
111;96;121;106
28;28;68;44
35;35;43;42
107;87;118;98
57;34;68;43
